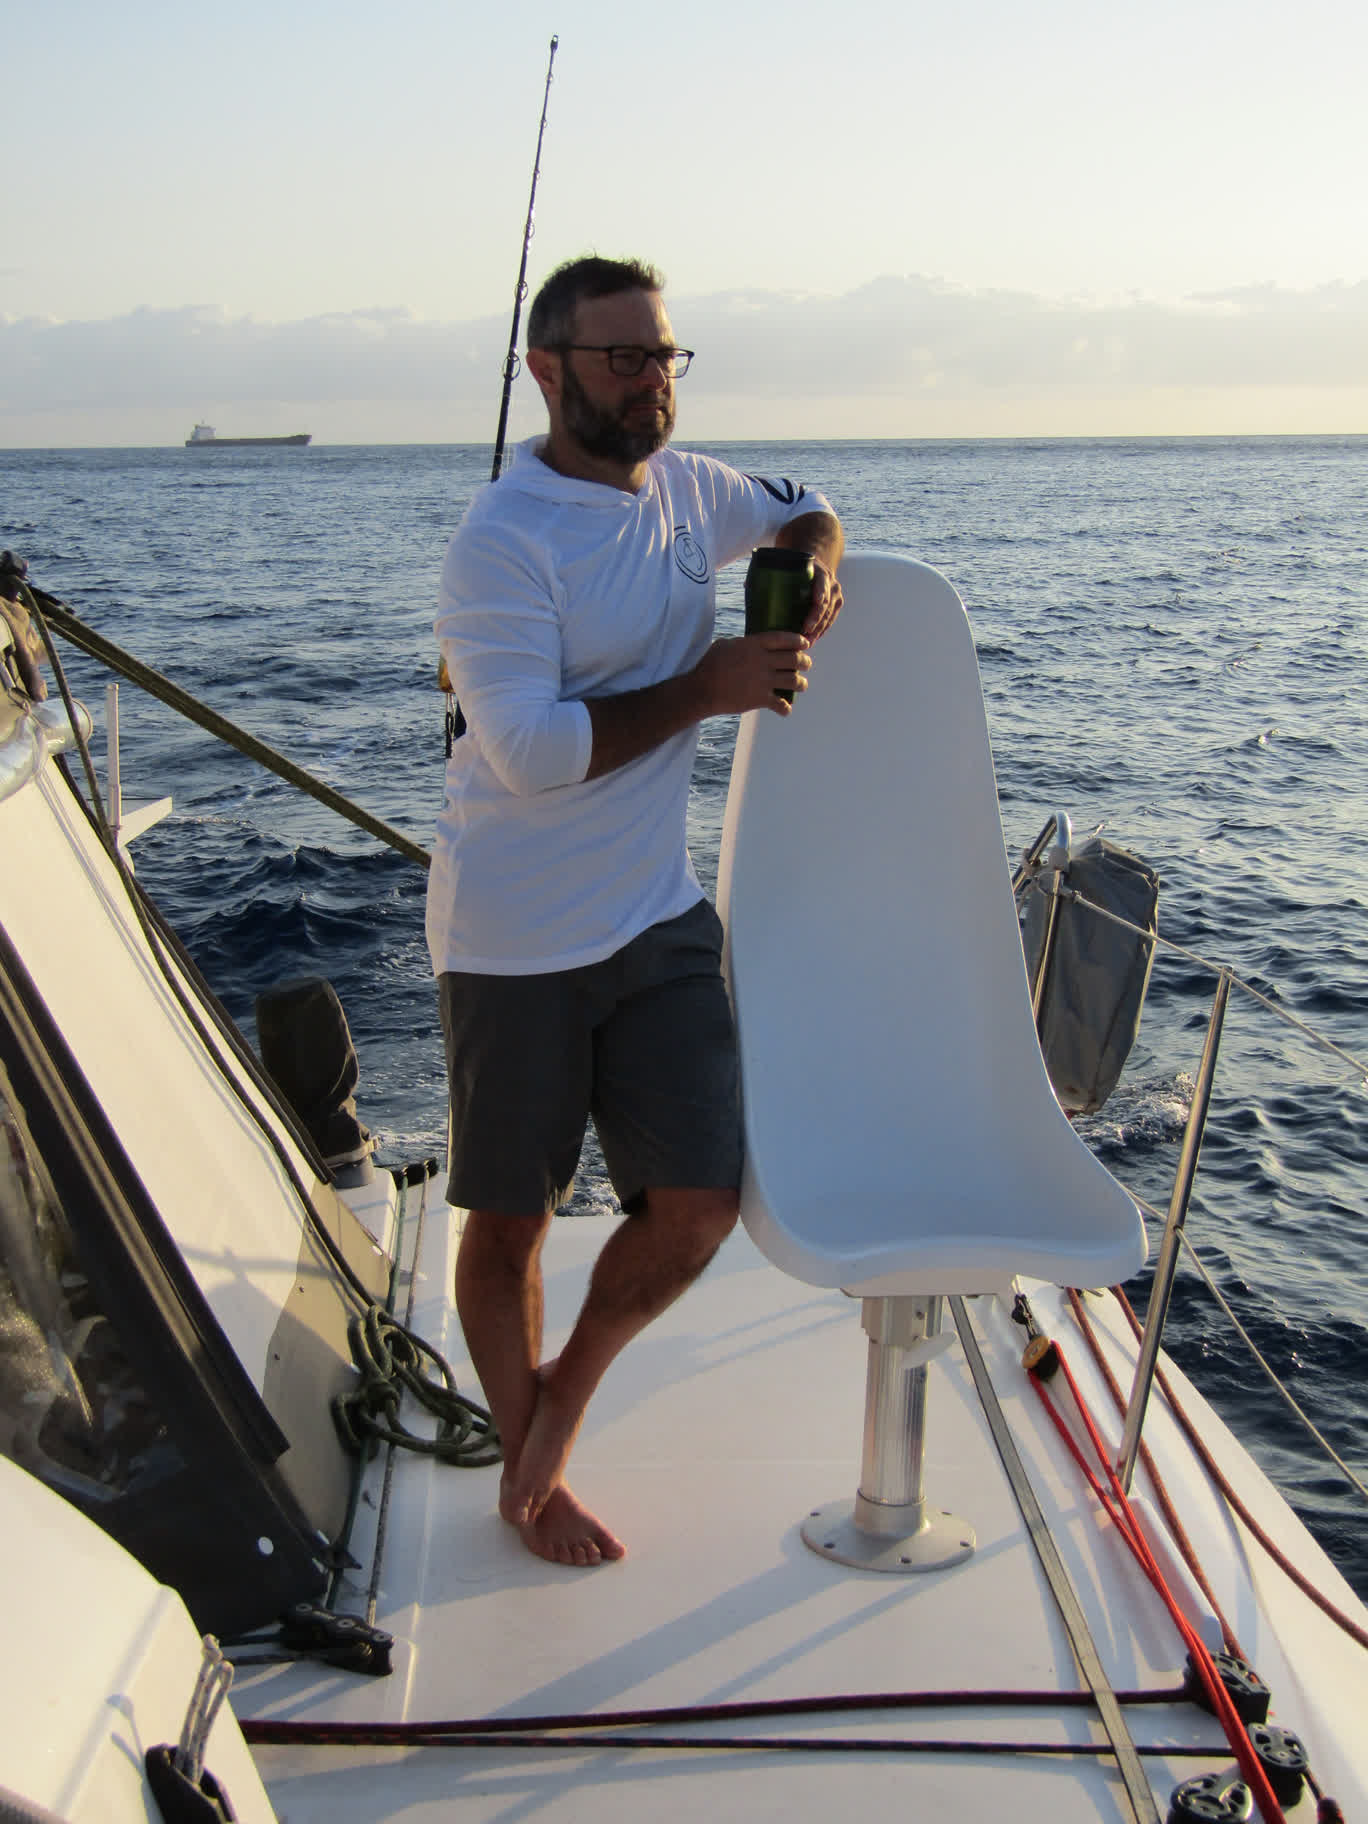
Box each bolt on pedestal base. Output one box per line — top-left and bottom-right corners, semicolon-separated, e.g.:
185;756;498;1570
801;1497;975;1573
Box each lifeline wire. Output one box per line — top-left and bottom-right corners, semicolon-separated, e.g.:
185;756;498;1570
1022;871;1368;1084
1108;1283;1368;1654
1176;1231;1368;1505
33;586;430;868
1123;1190;1368;1508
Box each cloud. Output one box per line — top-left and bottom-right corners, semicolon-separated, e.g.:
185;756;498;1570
2;278;1366;439
0;304;511;411
680;276;1368;397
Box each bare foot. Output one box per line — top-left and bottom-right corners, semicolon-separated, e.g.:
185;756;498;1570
506;1483;626;1567
501;1368;586;1527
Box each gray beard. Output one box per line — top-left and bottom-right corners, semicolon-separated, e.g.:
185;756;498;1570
560;362;674;465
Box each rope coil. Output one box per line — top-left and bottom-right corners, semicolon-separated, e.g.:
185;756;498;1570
333;1307;501;1468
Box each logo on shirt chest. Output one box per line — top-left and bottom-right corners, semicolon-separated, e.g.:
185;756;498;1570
672;525;710;584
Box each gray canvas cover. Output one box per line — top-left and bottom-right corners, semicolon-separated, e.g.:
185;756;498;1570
1022;836;1159;1114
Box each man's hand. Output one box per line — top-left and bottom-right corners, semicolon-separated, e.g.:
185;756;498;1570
772;509;844;644
803;559;843;643
695;632;812;717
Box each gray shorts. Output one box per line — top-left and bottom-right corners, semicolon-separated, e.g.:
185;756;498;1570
437;899;742;1216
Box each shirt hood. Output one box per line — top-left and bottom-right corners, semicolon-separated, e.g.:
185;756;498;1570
496;436;659;509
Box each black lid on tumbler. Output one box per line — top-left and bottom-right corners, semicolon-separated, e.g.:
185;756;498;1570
748;547;813;573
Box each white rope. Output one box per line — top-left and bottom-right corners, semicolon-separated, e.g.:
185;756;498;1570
174;1636;233;1783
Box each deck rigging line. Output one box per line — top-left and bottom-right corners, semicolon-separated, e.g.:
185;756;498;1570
949;1296;1162;1823
239;1681;1225;1759
1025;1331;1291;1822
1064;1288;1246;1663
239;1725;1234;1760
1105;1284;1368;1653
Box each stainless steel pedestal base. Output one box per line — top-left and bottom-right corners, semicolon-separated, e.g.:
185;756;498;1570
801;1498;976;1573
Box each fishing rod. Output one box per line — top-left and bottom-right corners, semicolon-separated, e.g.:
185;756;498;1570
490;33;559;482
441;35;558;751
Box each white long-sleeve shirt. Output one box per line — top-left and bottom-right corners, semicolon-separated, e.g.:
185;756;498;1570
425;437;832;975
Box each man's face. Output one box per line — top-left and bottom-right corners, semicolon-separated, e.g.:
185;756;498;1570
556;288;677;466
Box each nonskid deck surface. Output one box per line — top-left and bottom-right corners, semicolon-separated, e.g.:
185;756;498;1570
239;1214;1368;1821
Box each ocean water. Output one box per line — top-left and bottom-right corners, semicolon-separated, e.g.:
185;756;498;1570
4;434;1367;1598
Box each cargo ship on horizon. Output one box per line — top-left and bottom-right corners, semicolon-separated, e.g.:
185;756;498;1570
184;423;311;448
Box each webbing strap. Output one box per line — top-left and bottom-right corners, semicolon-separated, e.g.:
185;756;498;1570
950;1296;1161;1824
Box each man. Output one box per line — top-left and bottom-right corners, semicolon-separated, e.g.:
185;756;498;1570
427;255;843;1567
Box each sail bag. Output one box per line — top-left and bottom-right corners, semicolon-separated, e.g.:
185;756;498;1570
1022;836;1159;1115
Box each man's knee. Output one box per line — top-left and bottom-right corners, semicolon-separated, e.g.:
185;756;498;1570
697;1188;741;1250
646;1186;740;1260
458;1207;552;1281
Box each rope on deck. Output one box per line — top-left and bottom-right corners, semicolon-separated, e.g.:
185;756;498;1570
950;1295;1162;1824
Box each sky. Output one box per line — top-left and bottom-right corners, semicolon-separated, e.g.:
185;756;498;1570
3;0;1367;445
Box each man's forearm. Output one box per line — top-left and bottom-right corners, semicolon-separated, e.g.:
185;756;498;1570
584;627;813;780
582;511;843;782
774;510;844;576
583;667;710;781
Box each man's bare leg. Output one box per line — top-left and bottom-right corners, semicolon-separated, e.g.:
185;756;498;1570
454;1208;625;1566
504;1187;739;1531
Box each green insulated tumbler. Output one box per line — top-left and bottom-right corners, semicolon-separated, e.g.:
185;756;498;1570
744;547;814;702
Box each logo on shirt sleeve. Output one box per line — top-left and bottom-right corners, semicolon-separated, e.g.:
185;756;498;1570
673;526;711;583
748;476;808;506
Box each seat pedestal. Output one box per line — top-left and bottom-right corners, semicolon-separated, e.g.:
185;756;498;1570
800;1294;975;1574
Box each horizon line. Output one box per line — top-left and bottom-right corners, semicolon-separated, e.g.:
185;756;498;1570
4;428;1367;455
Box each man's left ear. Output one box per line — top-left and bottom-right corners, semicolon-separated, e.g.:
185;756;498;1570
526;348;559;401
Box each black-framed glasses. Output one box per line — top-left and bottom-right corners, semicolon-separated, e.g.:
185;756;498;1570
556;344;695;378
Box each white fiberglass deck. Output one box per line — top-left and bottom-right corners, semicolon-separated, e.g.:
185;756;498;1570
240;1209;1368;1822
